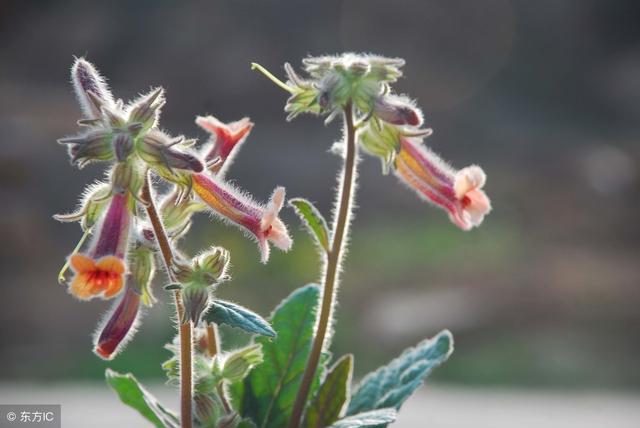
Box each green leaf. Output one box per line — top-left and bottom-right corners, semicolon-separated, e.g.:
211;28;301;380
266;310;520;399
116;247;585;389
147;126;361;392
347;330;453;419
303;354;353;428
105;369;179;428
207;299;276;337
239;284;324;428
289;198;330;252
329;409;397;428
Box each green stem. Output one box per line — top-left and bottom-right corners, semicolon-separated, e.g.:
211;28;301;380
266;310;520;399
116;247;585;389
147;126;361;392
251;62;296;94
288;101;357;428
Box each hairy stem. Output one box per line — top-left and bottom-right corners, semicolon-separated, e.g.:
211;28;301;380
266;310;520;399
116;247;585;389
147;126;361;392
288;101;357;428
141;173;193;428
205;323;219;357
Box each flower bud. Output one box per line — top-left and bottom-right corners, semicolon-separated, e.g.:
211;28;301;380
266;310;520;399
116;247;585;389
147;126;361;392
127;87;165;131
222;344;263;384
160;189;205;236
181;281;210;324
194;247;230;284
138;130;204;173
372;95;423;126
112;132;134;162
130;246;156;307
194;393;223;426
54;182;112;231
58;129;114;168
71;57;115;119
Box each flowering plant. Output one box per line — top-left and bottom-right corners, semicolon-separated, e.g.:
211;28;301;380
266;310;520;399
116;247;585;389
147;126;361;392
55;54;490;427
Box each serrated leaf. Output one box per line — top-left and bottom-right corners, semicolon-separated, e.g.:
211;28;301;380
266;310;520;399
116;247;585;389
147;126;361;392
289;198;330;252
347;330;453;421
206;299;276;337
303;354;353;428
239;284;324;428
329;409;397;428
105;369;179;428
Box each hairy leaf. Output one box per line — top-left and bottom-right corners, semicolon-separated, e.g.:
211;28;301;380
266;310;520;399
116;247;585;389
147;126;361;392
329;409;397;428
289;198;330;252
347;330;453;418
206;299;276;337
105;369;179;428
239;284;324;428
303;354;353;428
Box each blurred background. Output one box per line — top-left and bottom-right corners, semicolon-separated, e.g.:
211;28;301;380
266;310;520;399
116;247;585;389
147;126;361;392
1;0;639;426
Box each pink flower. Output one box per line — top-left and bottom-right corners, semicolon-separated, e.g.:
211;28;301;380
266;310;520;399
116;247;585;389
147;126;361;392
191;173;292;263
394;137;491;230
68;192;132;299
196;116;253;175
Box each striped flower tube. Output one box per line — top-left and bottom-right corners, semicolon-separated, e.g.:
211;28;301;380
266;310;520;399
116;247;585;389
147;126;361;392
394;137;491;230
192;173;292;263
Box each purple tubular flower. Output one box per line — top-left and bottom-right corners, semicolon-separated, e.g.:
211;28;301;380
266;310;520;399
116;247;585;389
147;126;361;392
94;282;141;360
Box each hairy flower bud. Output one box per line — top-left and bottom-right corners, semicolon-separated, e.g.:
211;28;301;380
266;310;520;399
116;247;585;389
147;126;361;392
54;182;112;231
193;247;230;284
127;87;165;131
181;281;210;324
110;161;142;195
372;95;423;127
194;393;223;426
159;190;205;238
221;344;263;384
112;132;134;162
130;246;156;306
138;130;204;173
58;129;114;168
71;57;115;119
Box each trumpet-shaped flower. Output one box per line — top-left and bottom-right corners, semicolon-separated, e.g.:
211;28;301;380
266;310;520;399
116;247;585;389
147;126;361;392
68;192;132;299
394;137;491;230
196;115;253;175
191;173;292;263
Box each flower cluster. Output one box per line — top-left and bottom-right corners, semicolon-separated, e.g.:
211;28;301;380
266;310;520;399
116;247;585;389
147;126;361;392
257;53;491;230
56;58;292;359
